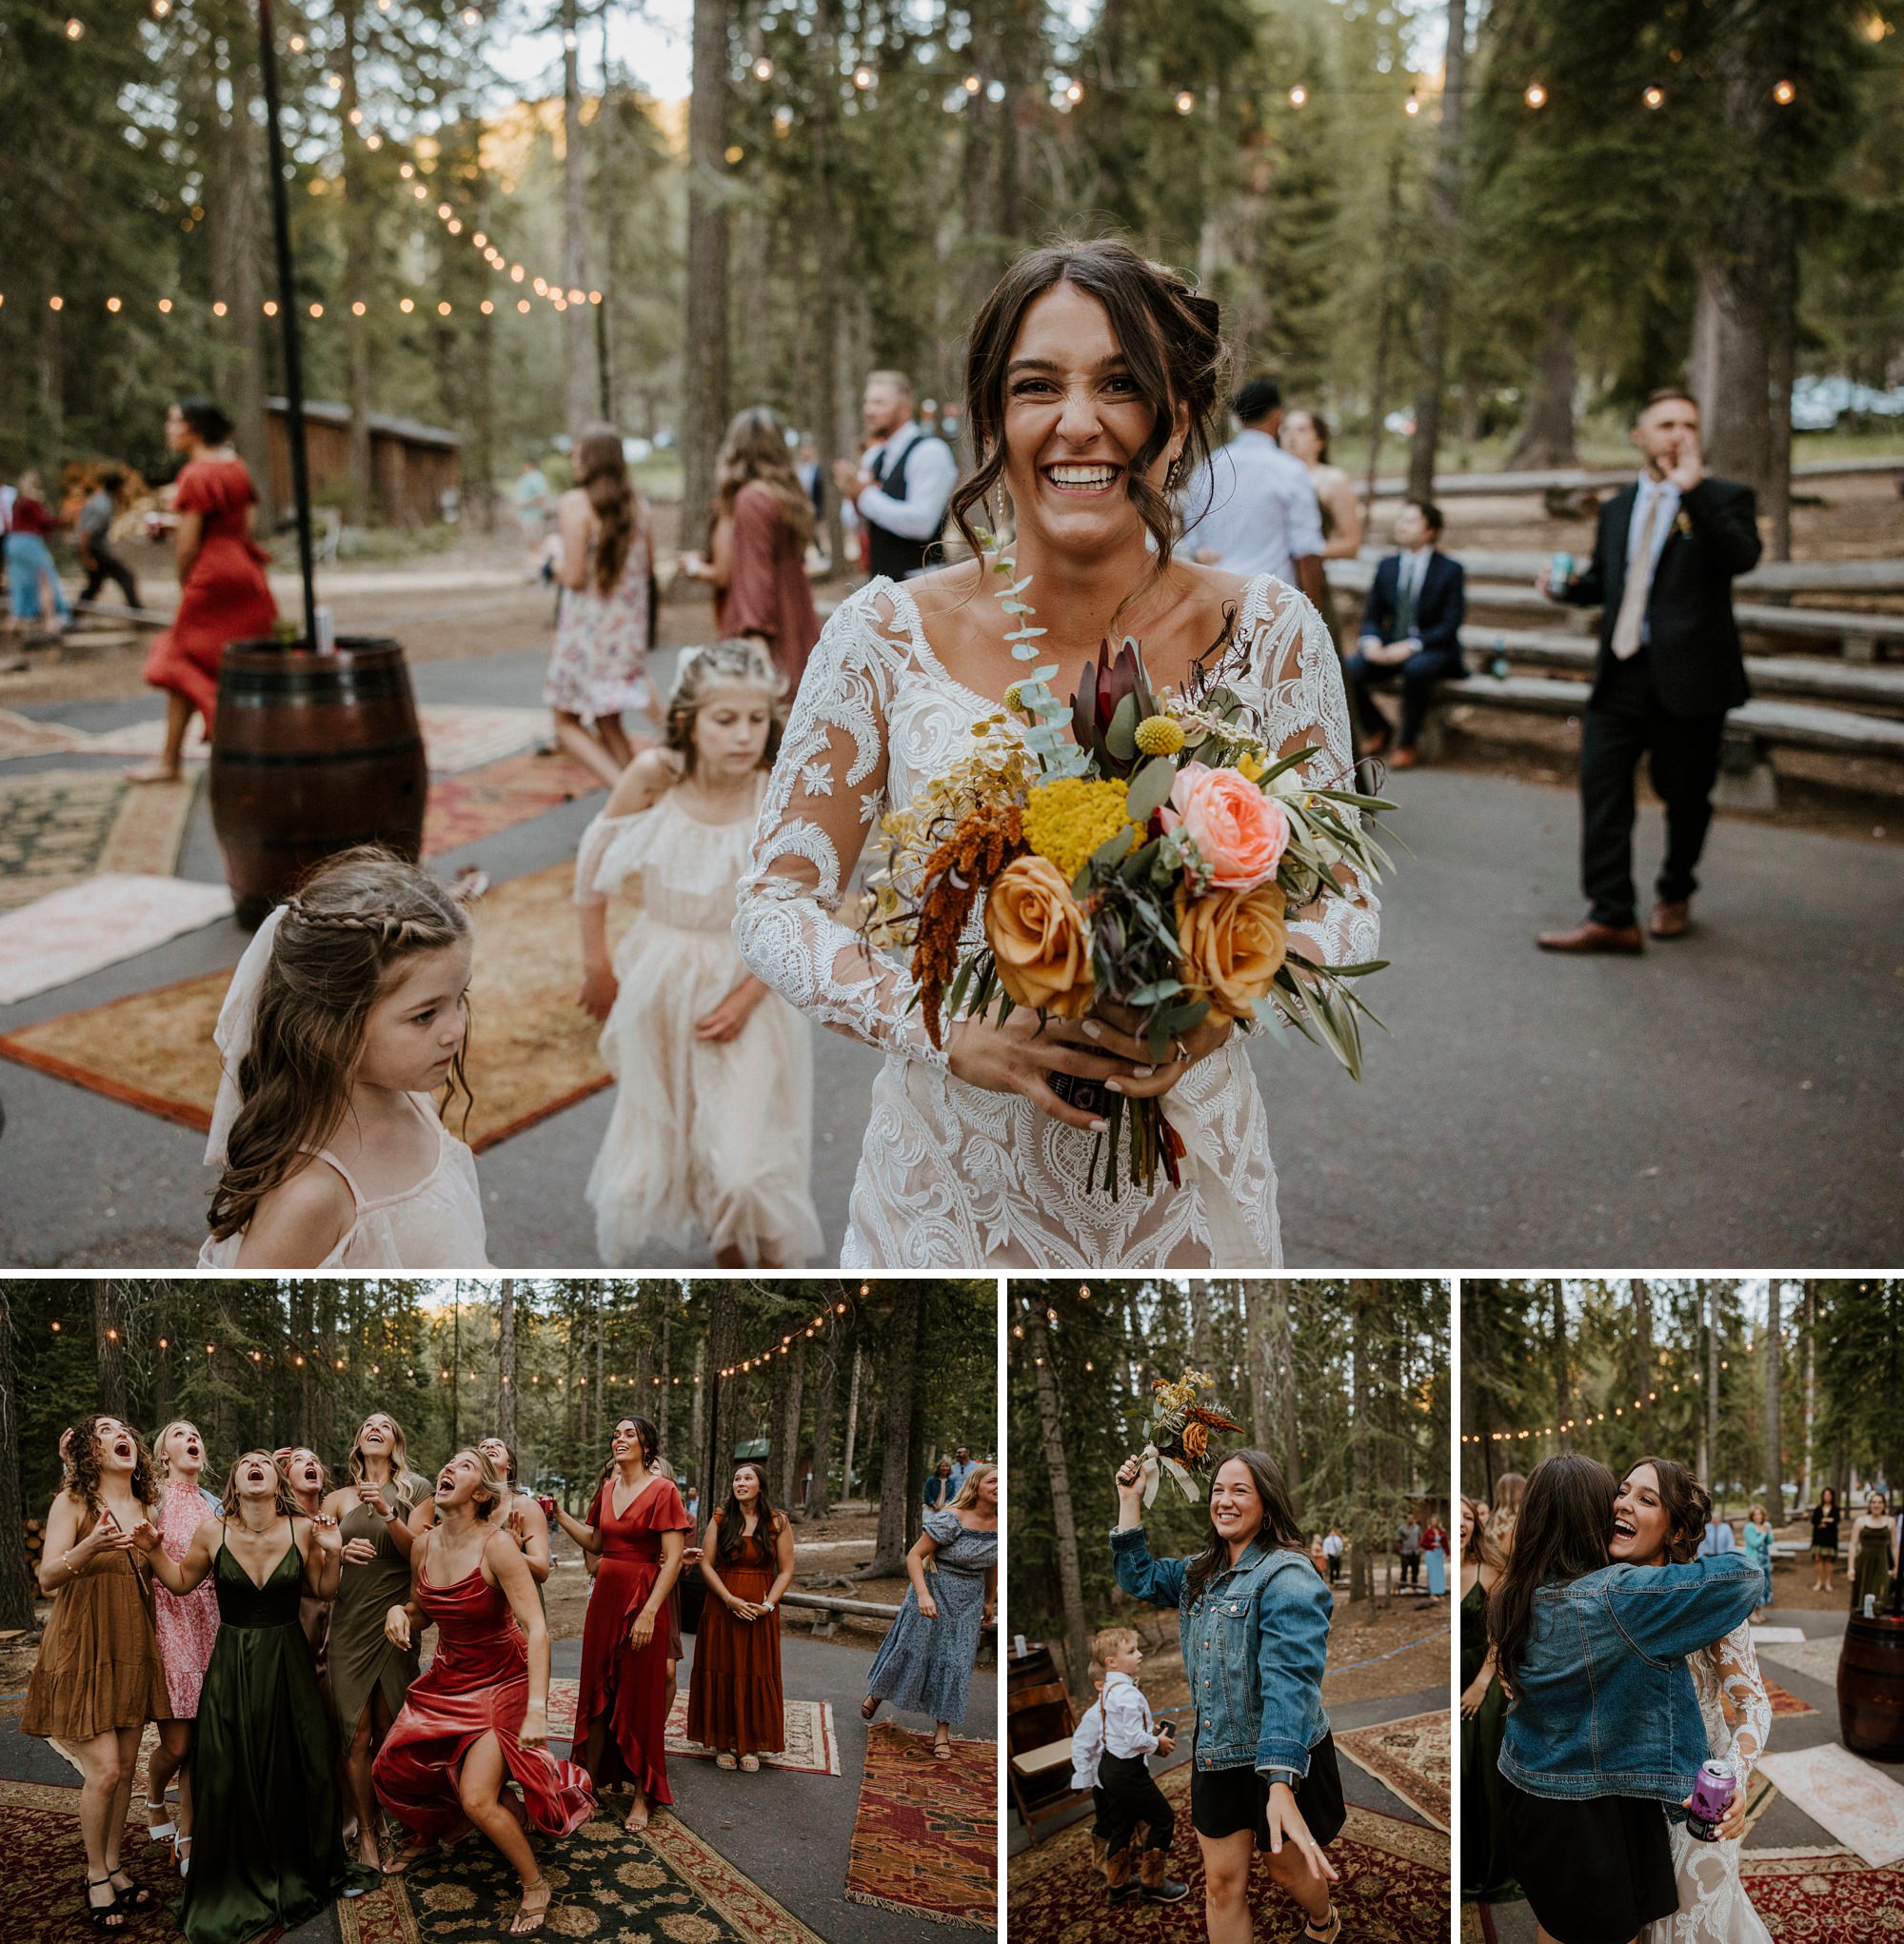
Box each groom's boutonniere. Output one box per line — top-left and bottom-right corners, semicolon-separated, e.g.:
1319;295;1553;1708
1674;511;1694;537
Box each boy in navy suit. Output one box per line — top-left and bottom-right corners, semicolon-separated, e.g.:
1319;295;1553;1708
1344;500;1466;769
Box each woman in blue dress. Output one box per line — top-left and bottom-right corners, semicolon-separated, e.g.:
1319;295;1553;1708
863;1463;998;1758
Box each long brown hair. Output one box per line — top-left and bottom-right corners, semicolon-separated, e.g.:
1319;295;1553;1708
1486;1454;1616;1695
1180;1448;1307;1606
950;237;1228;582
207;848;474;1242
714;1462;780;1566
66;1415;158;1519
574;424;644;594
1461;1494;1503;1572
346;1413;428;1511
663;639;786;777
714;406;816;551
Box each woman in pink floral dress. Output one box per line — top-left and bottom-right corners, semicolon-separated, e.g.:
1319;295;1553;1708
144;1420;221;1875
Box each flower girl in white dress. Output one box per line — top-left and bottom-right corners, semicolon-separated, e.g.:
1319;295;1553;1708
199;847;488;1269
575;640;823;1267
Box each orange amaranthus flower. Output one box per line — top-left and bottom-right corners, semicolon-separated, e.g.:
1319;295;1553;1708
914;803;1026;1049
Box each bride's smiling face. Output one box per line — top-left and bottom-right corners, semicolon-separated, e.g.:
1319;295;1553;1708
1000;280;1186;559
1609;1463;1673;1565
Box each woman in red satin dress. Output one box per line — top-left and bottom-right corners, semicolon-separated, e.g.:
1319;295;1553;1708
549;1417;690;1831
374;1451;593;1937
132;398;277;784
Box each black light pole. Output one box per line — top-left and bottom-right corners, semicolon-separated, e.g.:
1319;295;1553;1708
255;0;318;648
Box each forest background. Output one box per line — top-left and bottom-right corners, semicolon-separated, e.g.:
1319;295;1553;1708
0;1276;997;1634
1461;1277;1904;1523
1008;1277;1447;1696
2;0;1900;556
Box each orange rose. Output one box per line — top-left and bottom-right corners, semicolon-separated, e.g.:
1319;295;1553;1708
1177;882;1289;1021
985;855;1096;1017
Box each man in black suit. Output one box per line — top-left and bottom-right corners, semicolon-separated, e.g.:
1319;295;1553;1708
1343;499;1466;769
1536;389;1762;953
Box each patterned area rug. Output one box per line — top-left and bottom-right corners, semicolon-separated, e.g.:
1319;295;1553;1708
0;706;87;759
1757;1637;1845;1691
545;1678;841;1777
845;1721;996;1929
0;1777;186;1942
1763;1676;1819;1719
337;1803;829;1944
1739;1844;1904;1938
422;748;602;858
1755;1743;1904;1868
0;862;621;1150
0;874;232;1006
0;768;194;910
1009;1768;1445;1944
1333;1708;1452;1831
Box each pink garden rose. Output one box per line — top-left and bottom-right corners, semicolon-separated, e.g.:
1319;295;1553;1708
1159;761;1290;890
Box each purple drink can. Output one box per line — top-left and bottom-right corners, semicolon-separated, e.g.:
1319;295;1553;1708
1549;550;1575;588
1686;1759;1735;1841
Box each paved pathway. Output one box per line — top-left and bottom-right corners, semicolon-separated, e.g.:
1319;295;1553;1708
4;645;1900;1267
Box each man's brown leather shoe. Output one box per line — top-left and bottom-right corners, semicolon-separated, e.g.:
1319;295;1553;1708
1536;920;1644;955
1388;745;1419;770
1650;899;1691;940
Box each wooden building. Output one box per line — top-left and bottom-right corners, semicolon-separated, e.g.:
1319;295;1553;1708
265;399;462;528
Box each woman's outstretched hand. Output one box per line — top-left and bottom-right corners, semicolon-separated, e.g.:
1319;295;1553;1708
1262;1781;1339;1883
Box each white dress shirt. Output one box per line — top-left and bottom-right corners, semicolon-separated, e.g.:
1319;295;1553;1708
1176;428;1326;582
1069;1696;1105;1791
854;420;959;546
1101;1670;1160;1759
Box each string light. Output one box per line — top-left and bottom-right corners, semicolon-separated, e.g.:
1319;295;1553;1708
1175;89;1195;115
1773;78;1795;104
1404;91;1421;115
1288;85;1307;108
1643;86;1664;109
1524;82;1546;109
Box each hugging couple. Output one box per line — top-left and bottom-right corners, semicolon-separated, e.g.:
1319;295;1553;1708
1487;1453;1774;1944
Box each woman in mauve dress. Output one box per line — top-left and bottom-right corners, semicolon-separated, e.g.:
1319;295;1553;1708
376;1450;593;1938
548;1416;690;1830
132;398;277;783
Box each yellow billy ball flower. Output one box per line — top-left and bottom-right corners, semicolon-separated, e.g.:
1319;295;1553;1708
1022;777;1142;882
1003;681;1025;713
1134;714;1184;757
1236;746;1270;783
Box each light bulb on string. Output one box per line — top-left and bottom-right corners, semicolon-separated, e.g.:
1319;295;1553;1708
1524;82;1546;109
753;57;773;80
1404;91;1421;115
1288;84;1307;107
1175;90;1194;114
1773;78;1795;104
853;66;874;89
1643;86;1663;109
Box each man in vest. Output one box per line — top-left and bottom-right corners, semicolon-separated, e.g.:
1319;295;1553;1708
832;369;958;583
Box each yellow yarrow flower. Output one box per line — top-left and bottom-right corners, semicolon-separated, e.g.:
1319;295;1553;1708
1134;714;1185;756
1022;777;1142;882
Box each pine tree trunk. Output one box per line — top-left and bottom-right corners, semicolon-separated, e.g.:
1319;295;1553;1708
777;1338;804;1512
1406;0;1468;501
1764;215;1797;562
658;1309;672;1458
1548;1282;1570;1453
687;1333;706;1482
842;1343;863;1498
497;1279;516;1445
96;1284;128;1420
680;0;732;543
1706;1282;1722;1515
808;35;846;574
805;1325;843;1519
1798;1281;1815;1515
1025;1307;1093;1698
217;14;271;526
861;1289;922;1577
561;0;594;442
0;1289;38;1630
1506;307;1578;470
699;1289;742;1525
1631;1277;1653;1435
1189;1280;1212;1370
1349;1281;1371;1602
1762;1280;1782;1520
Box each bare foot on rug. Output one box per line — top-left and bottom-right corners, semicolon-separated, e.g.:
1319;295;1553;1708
510;1877;552;1934
124;762;182;784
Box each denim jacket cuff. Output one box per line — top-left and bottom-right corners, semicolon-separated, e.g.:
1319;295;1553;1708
1255;1737;1312;1779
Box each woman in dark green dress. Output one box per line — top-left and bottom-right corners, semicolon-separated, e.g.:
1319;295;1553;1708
1458;1495;1518;1906
134;1451;371;1944
1851;1492;1895;1615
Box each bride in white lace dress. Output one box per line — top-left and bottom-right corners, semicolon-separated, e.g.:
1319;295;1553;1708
1615;1460;1773;1944
734;241;1378;1268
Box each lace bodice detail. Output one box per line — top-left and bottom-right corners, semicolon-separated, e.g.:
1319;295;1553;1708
735;572;1378;1056
1692;1621;1770;1792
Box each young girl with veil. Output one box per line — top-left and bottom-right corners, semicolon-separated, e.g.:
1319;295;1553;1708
574;639;822;1268
198;847;488;1269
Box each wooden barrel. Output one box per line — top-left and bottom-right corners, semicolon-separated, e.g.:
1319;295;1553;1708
208;639;428;928
1837;1613;1904;1760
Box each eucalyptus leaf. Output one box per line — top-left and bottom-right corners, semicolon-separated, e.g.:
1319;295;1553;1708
1125;754;1177;822
1126;979;1184;1006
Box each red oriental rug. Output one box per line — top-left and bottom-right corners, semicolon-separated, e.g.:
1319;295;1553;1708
1738;1843;1904;1939
844;1721;997;1929
420;748;602;858
1761;1677;1818;1719
1009;1767;1446;1944
1333;1707;1452;1831
0;1780;185;1944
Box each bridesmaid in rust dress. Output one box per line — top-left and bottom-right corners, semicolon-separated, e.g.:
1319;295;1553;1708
687;1461;794;1771
131;397;277;784
549;1416;690;1830
375;1451;593;1936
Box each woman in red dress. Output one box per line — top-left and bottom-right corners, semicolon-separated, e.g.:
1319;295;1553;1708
132;398;277;783
374;1450;592;1937
686;1461;794;1771
549;1416;690;1831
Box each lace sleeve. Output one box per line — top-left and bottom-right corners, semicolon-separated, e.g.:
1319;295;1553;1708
1710;1621;1771;1788
734;585;947;1065
1259;591;1381;967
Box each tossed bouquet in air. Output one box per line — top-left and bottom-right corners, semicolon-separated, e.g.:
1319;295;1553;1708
861;548;1392;1198
1134;1368;1245;1504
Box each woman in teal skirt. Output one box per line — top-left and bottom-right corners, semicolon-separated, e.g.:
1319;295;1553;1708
134;1451;373;1943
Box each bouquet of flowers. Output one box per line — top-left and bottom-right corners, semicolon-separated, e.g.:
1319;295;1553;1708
1134;1369;1245;1505
862;547;1392;1198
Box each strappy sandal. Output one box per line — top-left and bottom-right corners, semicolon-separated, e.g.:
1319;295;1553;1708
932;1731;953;1761
1297;1903;1340;1943
715;1753;737;1772
860;1696;879;1721
141;1798;175;1845
107;1870;154;1913
510;1877;552;1935
84;1876;125;1931
173;1833;192;1878
739;1756;760;1774
623;1795;650;1833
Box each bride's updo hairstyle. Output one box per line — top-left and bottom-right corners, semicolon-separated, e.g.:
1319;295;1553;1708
949;237;1229;576
1621;1455;1713;1565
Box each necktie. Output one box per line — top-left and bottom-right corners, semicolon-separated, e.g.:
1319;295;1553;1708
1396;558;1418;640
1611;489;1665;660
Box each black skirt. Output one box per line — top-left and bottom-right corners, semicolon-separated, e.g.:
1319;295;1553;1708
1189;1733;1347;1852
1500;1781;1676;1944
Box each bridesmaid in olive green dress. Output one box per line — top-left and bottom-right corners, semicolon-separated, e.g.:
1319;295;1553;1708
1850;1492;1896;1615
134;1452;372;1944
1458;1495;1519;1906
319;1413;433;1869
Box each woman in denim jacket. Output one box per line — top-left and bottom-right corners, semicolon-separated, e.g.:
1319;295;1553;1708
1487;1454;1765;1944
1111;1449;1343;1944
